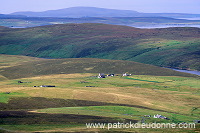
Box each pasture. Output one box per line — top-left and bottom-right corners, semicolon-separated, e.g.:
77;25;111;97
0;72;199;132
0;55;199;132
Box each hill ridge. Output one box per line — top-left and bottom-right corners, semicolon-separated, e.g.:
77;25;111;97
0;23;200;71
10;7;200;18
11;7;139;18
0;55;196;79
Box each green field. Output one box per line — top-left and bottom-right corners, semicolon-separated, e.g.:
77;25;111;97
0;55;199;132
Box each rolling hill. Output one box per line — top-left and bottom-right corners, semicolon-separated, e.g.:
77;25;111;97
10;7;200;18
0;54;199;132
10;7;139;18
0;54;195;80
3;7;200;28
0;23;200;71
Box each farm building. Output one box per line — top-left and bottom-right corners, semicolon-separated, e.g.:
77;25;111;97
122;73;132;76
98;73;106;78
153;114;169;120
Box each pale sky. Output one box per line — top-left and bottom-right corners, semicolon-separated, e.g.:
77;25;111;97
0;0;200;14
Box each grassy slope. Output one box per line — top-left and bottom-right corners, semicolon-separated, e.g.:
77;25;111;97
0;54;43;68
0;23;200;70
0;72;199;132
2;73;199;114
0;55;196;80
0;55;199;132
36;106;198;124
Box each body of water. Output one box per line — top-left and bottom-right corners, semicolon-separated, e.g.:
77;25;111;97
134;25;200;29
178;17;200;20
170;68;200;76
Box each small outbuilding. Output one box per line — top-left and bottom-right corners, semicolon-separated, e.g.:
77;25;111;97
194;120;200;123
122;73;132;76
107;74;115;77
40;85;56;87
153;114;169;120
98;73;106;78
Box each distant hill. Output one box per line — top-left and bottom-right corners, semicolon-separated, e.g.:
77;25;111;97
0;14;26;18
0;55;195;79
10;7;140;18
0;23;200;71
10;7;200;18
2;7;200;28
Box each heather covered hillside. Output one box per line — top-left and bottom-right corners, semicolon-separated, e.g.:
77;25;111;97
0;55;199;132
0;23;200;70
0;55;195;80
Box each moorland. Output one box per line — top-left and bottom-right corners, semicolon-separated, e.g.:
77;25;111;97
0;23;200;71
0;54;199;132
0;10;200;132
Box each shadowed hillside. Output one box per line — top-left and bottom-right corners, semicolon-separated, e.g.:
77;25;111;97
0;23;200;70
0;55;196;79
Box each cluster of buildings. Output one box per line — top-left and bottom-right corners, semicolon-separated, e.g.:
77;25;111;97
98;73;131;78
144;114;170;120
153;114;170;120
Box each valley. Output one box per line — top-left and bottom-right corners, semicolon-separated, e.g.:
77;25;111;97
0;4;200;133
0;55;199;132
0;19;200;132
